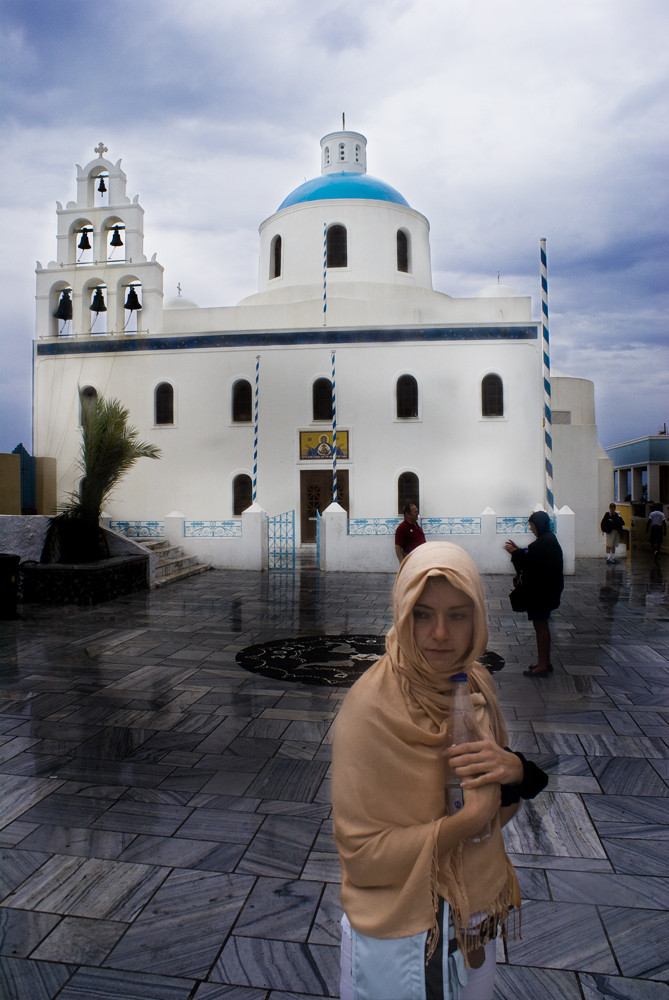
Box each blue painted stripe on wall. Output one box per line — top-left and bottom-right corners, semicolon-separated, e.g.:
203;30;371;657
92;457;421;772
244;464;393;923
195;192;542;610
36;325;539;356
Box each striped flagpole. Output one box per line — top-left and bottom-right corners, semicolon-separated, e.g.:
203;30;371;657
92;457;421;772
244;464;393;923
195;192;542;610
331;351;337;503
540;238;554;512
252;355;259;502
323;223;327;326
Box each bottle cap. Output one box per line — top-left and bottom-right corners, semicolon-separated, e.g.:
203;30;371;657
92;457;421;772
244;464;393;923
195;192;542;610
451;671;468;682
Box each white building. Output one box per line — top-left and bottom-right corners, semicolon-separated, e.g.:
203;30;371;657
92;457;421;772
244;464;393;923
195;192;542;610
33;129;611;566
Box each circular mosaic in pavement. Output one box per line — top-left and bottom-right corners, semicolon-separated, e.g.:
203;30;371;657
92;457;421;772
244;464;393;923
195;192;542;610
236;634;386;687
236;635;505;687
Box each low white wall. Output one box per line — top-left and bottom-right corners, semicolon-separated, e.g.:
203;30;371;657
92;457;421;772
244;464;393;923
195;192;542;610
165;505;268;571
321;505;576;574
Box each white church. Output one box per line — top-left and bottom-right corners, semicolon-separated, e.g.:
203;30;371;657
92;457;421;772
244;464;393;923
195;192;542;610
33;128;612;571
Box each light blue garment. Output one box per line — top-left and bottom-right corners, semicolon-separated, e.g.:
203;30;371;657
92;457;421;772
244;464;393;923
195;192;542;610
341;904;468;1000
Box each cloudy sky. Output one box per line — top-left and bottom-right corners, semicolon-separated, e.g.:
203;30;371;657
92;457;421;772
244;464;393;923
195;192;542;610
1;0;666;453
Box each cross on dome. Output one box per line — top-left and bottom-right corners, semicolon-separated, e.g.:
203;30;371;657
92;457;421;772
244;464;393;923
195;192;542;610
94;142;108;158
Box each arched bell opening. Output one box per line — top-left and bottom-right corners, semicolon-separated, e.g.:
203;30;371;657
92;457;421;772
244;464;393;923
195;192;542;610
69;219;95;265
85;280;108;335
103;217;126;262
119;279;142;333
92;169;109;207
51;283;74;338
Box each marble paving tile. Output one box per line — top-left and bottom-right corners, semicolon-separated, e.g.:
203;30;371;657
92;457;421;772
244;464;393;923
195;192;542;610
580;733;669;759
580;972;669;999
17;824;136;860
494;965;583;999
599;905;669;980
602;837;669;876
55;966;195;999
175;807;264;844
503;792;607;859
16;791;112;827
91;799;193;835
548;870;669;908
4;855;170;920
308;882;342;946
582;793;669;839
0;848;51;897
192;985;267;1000
211;936;339;996
301;851;341;884
233;876;322;941
118;833;245;872
246;758;329;803
588;756;669;796
237;815;321;878
30;914;127;964
0;906;60;957
505;899;617;973
104;869;254;978
0;956;76;1000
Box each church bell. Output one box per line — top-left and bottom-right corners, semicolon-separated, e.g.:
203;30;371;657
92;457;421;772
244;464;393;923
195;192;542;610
124;286;141;311
97;175;107;194
53;289;73;320
109;225;123;247
78;228;92;251
90;288;107;313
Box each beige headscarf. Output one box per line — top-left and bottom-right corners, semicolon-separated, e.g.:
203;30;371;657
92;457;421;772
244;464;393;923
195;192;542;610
332;542;520;955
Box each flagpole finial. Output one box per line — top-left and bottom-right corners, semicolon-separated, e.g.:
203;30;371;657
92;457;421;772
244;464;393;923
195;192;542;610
342;112;345;129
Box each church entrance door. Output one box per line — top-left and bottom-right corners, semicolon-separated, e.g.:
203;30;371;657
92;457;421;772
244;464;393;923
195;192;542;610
300;470;349;543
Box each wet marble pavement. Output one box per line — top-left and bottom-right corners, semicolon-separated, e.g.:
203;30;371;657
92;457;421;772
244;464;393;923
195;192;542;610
1;552;668;999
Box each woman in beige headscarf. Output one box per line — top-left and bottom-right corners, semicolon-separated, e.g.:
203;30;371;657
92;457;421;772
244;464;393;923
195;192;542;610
333;542;546;1000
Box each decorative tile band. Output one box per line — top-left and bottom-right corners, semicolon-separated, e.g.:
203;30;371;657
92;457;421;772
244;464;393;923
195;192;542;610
110;520;165;538
184;520;242;538
36;324;538;356
497;515;556;534
348;518;401;536
421;517;481;535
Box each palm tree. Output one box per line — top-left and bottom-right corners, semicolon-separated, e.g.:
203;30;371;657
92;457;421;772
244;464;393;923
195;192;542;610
42;392;161;563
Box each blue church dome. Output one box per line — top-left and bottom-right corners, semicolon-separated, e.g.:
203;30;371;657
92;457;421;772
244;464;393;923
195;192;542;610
278;172;410;211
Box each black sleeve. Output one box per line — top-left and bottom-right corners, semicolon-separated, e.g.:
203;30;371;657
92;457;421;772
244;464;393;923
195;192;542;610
500;750;549;807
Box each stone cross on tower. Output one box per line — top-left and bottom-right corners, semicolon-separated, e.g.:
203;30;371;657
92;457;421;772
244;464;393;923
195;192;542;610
94;141;108;158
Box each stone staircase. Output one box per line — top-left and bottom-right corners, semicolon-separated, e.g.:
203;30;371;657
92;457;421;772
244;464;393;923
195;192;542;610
142;539;211;588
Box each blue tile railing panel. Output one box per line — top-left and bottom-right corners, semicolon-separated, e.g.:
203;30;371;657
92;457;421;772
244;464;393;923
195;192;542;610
184;520;242;538
111;520;165;538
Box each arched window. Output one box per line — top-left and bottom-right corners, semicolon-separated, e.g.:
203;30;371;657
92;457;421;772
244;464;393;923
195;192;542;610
355;144;361;163
398;473;419;516
326;225;347;268
482;374;504;417
233;474;253;515
232;379;253;422
79;385;97;425
324;146;330;166
397;229;410;273
313;378;333;421
396;375;418;418
339;143;346;161
155;382;174;425
270;235;282;279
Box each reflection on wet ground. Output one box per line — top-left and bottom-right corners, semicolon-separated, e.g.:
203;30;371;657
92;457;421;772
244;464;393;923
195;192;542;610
0;552;668;999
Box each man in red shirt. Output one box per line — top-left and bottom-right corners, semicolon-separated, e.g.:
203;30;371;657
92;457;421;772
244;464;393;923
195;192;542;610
394;503;426;563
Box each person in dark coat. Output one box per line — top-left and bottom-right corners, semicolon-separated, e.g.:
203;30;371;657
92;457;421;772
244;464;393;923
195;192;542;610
504;511;564;677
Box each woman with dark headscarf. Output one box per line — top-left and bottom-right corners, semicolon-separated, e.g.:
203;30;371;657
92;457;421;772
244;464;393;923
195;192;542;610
504;510;564;677
332;542;547;1000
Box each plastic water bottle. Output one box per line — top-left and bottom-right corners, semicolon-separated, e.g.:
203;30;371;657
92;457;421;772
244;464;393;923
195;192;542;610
445;671;491;842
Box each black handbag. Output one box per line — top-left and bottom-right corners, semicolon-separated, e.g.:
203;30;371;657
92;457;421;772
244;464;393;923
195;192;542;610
509;573;528;612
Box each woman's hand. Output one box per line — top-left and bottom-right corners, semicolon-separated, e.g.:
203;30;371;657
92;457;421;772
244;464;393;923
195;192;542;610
445;739;524;788
503;539;519;554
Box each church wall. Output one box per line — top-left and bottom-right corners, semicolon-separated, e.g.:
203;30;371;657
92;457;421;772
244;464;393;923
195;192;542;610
33;332;545;537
